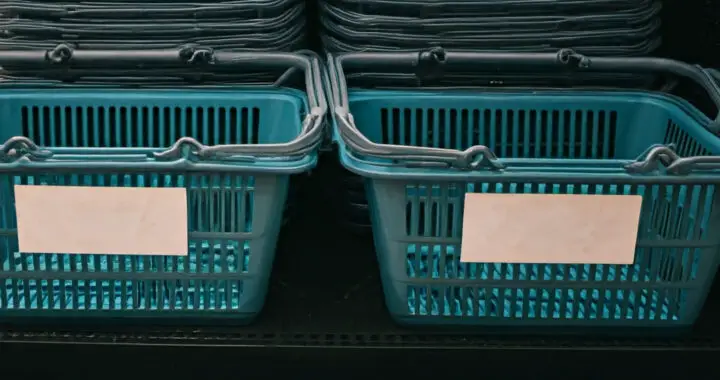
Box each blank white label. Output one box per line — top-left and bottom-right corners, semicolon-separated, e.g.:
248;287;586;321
15;185;188;256
460;193;642;265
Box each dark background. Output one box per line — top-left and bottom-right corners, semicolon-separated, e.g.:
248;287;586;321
2;0;720;378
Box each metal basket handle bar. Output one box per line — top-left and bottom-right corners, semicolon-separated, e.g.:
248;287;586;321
0;135;321;174
624;145;720;175
330;48;720;171
334;113;504;170
337;0;651;7
706;68;720;85
332;49;720;124
327;53;501;170
0;45;327;160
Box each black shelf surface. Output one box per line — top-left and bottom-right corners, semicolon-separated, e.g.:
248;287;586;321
1;158;719;377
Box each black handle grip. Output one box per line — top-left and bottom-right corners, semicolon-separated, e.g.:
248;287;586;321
333;48;720;132
0;44;211;65
329;48;720;172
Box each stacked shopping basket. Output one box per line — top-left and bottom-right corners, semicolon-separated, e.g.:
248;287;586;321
0;0;306;51
329;48;720;328
320;0;662;55
0;46;326;322
321;0;666;234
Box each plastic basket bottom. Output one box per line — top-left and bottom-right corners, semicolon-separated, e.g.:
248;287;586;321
2;241;251;273
1;279;245;312
1;242;251;311
406;267;683;321
0;171;273;316
382;180;714;325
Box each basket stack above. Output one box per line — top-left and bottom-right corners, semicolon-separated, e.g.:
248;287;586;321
320;0;662;56
0;0;307;51
321;0;665;234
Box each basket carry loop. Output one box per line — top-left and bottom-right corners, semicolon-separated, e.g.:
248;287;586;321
0;44;327;172
330;47;720;174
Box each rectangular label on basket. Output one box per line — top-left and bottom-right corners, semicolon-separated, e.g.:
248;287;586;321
460;193;642;264
14;185;188;256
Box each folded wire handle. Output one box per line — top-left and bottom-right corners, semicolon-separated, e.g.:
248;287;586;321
625;144;720;175
329;48;720;172
0;44;327;161
0;136;52;162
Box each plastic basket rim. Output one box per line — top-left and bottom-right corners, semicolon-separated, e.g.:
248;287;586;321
333;88;719;182
0;87;319;175
0;86;309;143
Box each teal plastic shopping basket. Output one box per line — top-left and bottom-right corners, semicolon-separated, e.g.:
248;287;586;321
0;46;326;322
330;48;720;329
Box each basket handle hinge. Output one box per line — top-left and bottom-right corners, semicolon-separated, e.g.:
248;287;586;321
416;47;446;81
179;45;215;65
625;144;720;175
557;49;591;69
46;44;73;64
458;145;505;171
0;137;53;162
625;145;679;174
153;137;257;162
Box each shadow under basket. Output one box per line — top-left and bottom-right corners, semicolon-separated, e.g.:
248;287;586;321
0;87;316;323
338;88;720;330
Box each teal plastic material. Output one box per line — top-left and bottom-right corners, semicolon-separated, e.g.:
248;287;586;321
0;87;316;321
335;87;720;327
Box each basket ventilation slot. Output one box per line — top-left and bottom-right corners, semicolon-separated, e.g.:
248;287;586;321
663;119;711;157
380;107;617;159
20;105;261;147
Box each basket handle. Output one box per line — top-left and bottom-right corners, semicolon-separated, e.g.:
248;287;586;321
0;44;327;160
330;48;720;171
624;144;720;175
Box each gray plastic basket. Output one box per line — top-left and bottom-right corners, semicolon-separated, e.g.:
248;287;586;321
0;23;306;51
321;0;661;34
328;0;657;18
1;4;304;38
320;0;662;57
0;0;301;19
0;0;307;51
